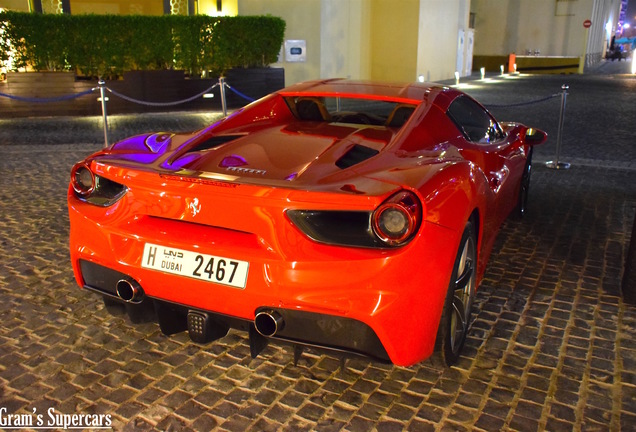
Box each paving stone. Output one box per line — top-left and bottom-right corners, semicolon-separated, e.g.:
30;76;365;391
136;387;168;406
250;417;281;432
356;402;386;422
545;415;574;432
263;403;293;424
408;417;436;431
0;69;635;430
154;414;189;431
297;401;328;422
385;403;416;422
374;419;406;432
509;414;540;432
174;400;208;421
474;412;506;431
314;418;348;432
236;401;268;419
416;404;445;423
223;387;253;406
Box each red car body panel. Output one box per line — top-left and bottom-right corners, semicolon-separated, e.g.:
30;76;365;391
68;79;545;366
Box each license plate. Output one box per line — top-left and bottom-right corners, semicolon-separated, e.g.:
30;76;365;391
141;243;249;289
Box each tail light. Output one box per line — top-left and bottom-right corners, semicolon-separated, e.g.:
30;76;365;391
372;190;422;246
71;163;95;196
70;162;127;207
286;190;422;249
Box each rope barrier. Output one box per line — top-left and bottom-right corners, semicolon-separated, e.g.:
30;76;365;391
0;81;556;109
0;78;570;166
224;83;256;103
105;83;219;107
484;93;560;109
0;88;96;103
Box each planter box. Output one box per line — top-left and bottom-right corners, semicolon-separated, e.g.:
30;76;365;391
0;68;285;118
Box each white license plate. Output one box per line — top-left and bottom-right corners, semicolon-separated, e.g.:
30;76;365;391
141;243;249;289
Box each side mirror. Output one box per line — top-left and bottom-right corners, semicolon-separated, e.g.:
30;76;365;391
524;128;547;145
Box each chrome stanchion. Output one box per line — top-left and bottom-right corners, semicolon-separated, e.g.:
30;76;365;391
546;84;571;170
219;76;227;117
98;79;110;148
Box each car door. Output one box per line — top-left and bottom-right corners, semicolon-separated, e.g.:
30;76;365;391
446;95;526;222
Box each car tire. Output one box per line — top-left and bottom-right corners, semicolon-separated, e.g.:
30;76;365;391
515;147;533;218
433;220;477;366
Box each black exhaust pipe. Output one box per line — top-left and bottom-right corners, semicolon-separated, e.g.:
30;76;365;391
254;310;284;337
116;279;144;303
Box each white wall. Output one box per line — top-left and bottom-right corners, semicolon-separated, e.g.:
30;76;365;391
320;0;371;80
471;0;621;63
368;0;420;82
0;0;30;11
587;0;622;63
416;0;470;82
239;0;323;85
240;0;471;85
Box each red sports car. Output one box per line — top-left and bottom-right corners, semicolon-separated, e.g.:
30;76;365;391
68;79;546;366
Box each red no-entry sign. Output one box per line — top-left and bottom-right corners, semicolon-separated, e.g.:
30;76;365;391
583;19;592;28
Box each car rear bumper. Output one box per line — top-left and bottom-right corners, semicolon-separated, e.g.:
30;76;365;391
79;258;392;361
69;189;458;366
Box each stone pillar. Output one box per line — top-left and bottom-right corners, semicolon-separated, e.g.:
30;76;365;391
31;0;43;13
41;0;63;14
170;0;189;15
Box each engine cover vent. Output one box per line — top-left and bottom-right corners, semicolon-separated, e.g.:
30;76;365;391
336;144;380;169
187;135;243;153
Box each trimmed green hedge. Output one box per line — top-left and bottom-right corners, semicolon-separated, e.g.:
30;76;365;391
0;12;285;78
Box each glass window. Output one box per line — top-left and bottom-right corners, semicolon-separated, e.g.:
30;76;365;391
286;96;415;128
447;96;504;144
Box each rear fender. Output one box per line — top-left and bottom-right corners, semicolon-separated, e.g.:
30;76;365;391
413;160;492;284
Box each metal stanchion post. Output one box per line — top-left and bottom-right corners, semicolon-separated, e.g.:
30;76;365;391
98;79;110;148
219;76;227;117
546;84;571;170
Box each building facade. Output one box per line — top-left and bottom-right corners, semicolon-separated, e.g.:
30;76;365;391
1;0;472;84
235;0;473;85
1;0;624;83
0;0;238;15
471;0;623;69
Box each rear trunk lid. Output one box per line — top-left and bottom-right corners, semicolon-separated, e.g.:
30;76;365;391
167;122;397;184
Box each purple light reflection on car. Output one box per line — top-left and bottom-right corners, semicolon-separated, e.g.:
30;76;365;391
220;155;248;168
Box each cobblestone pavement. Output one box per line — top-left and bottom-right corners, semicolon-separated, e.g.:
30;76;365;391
0;67;635;431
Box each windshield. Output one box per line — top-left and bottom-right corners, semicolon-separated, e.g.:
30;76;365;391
285;96;416;128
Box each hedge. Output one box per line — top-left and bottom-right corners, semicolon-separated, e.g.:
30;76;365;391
0;11;285;78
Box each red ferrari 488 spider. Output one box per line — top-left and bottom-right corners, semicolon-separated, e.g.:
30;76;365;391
68;79;546;366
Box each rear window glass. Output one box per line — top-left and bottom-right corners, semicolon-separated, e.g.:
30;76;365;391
285;96;416;128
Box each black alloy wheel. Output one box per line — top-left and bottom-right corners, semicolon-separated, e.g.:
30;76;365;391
433;220;477;366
